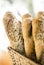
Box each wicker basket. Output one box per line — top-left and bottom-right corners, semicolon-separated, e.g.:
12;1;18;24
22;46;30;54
8;47;40;65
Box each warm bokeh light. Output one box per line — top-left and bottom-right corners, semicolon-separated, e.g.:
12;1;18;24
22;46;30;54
0;51;13;65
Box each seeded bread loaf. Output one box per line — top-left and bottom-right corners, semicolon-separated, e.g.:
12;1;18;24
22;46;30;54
3;12;24;54
8;47;40;65
13;21;24;54
32;12;44;62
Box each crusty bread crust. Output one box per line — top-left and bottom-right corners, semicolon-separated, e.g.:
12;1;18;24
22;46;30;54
8;47;39;65
3;12;24;54
22;14;35;59
32;12;44;61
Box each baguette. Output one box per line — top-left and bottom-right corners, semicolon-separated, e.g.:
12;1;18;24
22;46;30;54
22;14;35;59
3;12;24;54
32;12;44;61
8;47;40;65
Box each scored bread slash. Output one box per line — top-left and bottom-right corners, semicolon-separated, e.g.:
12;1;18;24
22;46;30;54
32;11;44;62
8;47;40;65
3;12;25;54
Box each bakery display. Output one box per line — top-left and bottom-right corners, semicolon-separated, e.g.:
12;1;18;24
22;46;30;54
3;11;44;65
32;12;44;63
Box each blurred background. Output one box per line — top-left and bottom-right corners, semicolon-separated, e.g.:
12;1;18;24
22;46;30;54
0;0;44;51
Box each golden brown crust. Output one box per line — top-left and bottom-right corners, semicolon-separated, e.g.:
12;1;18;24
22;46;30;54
22;14;31;20
35;11;44;21
22;14;35;59
32;11;44;61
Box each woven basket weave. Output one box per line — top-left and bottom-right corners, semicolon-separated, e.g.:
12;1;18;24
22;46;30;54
8;47;40;65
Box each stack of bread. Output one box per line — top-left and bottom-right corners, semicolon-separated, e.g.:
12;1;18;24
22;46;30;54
3;11;44;65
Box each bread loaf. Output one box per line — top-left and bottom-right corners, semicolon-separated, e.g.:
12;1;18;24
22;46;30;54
22;14;35;59
8;47;40;65
32;12;44;61
3;12;24;54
